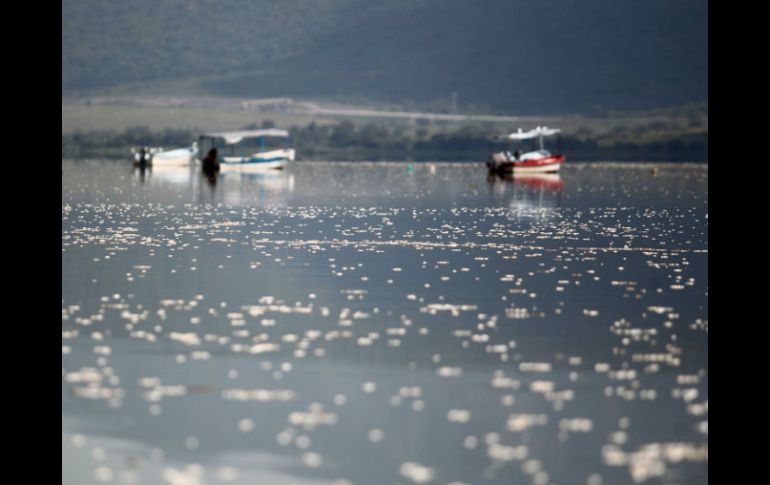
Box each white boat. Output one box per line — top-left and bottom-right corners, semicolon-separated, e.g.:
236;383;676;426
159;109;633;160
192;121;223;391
151;143;198;167
131;143;198;167
487;126;566;173
198;129;295;171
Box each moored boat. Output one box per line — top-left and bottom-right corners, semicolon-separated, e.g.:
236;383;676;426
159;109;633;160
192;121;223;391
131;144;198;167
198;129;295;171
151;143;198;167
487;127;565;174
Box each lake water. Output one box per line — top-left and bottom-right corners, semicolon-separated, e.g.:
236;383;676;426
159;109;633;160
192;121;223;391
62;160;708;485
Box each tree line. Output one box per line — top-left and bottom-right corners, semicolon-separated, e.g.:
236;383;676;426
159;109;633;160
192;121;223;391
62;121;708;162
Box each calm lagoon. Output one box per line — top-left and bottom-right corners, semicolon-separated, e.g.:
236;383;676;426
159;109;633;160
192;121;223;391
62;160;707;485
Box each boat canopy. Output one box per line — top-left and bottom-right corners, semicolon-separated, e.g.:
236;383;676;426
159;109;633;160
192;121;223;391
507;126;561;140
200;129;290;144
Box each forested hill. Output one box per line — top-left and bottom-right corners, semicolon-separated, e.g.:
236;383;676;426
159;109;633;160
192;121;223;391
62;0;708;115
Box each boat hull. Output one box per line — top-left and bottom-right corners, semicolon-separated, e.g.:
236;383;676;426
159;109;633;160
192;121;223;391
487;154;565;174
220;148;294;171
137;147;199;167
151;153;197;167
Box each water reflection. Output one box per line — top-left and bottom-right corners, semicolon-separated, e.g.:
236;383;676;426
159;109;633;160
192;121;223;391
132;165;199;189
487;172;564;213
218;171;296;206
132;164;149;184
63;160;707;485
131;164;297;207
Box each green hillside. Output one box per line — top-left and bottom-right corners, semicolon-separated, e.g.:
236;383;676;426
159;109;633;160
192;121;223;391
63;0;708;115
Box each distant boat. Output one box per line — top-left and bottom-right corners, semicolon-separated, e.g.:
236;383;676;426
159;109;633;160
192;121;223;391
198;129;295;171
151;143;198;167
131;143;198;167
486;126;565;174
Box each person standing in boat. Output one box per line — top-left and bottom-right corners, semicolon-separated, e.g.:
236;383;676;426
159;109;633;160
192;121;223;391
201;148;220;188
202;148;220;174
136;146;149;166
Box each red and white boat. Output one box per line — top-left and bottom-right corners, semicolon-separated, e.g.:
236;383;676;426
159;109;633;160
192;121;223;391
487;127;565;173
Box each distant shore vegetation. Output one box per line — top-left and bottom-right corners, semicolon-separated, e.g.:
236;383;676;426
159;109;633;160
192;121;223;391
62;120;707;163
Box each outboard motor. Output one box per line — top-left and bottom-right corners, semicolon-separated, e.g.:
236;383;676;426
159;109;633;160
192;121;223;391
487;152;507;172
131;147;152;167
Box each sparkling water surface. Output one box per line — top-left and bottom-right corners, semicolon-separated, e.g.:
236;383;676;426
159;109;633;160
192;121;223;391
62;160;707;485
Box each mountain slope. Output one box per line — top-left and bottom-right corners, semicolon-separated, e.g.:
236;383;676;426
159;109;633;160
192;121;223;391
62;0;708;114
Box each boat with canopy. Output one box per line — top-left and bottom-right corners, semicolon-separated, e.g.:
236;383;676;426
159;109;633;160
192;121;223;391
486;126;565;173
198;129;295;171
